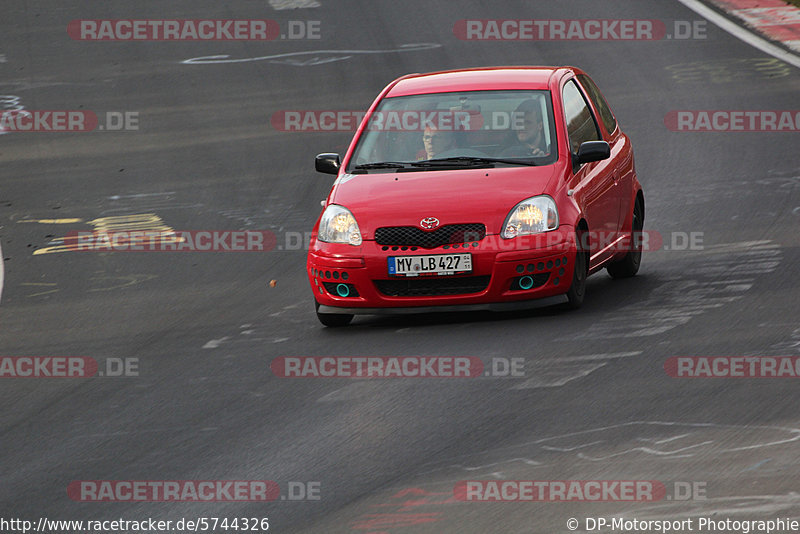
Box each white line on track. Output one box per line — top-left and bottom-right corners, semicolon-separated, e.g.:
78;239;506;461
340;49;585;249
676;0;800;69
107;192;175;200
511;352;642;390
268;0;320;10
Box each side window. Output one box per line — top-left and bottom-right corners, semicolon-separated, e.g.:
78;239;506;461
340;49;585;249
562;80;600;154
577;74;617;135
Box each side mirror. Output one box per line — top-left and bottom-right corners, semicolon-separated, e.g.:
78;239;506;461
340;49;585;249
574;141;610;165
315;153;341;175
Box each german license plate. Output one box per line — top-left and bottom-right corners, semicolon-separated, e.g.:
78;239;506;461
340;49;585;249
388;253;472;276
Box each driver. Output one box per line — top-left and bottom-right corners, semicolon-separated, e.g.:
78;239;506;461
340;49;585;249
501;99;550;157
418;126;456;160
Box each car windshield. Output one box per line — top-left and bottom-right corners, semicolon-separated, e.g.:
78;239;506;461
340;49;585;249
347;90;558;172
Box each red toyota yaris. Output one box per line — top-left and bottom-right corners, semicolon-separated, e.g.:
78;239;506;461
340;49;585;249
308;67;644;326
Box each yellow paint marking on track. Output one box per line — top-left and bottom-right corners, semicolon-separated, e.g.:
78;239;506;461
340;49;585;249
30;213;180;255
26;289;60;297
21;282;59;297
33;244;83;256
18;218;85;224
90;213;168;229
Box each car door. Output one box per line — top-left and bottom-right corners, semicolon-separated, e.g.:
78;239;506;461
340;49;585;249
562;78;620;267
576;73;631;237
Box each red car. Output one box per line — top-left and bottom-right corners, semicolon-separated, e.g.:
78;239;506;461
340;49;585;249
308;66;644;326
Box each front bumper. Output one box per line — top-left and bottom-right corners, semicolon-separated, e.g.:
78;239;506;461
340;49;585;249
308;226;576;315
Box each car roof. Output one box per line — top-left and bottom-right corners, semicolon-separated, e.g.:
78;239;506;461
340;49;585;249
385;67;572;97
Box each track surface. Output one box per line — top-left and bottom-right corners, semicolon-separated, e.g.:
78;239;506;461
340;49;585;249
1;1;799;532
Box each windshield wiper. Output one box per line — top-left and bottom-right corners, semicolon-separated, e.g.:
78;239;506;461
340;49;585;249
352;161;412;170
416;156;538;167
352;156;538;173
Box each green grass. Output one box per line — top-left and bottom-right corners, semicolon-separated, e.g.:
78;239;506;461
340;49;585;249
784;0;800;7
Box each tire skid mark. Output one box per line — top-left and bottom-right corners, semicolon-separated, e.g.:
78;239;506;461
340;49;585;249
561;241;782;341
182;43;442;66
412;421;800;481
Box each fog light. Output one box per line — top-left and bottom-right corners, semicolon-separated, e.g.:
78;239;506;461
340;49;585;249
518;276;534;290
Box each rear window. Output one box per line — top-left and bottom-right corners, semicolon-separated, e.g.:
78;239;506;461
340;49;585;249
577;74;617;135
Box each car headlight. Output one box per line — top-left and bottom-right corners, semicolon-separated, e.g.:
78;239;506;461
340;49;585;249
502;195;558;238
318;205;363;246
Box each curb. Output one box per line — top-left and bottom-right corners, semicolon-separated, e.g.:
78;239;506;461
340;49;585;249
708;0;800;52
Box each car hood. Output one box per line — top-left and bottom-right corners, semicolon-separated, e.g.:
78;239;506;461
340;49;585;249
329;166;559;238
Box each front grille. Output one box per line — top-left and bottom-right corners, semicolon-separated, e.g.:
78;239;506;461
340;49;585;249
374;276;491;297
375;224;486;249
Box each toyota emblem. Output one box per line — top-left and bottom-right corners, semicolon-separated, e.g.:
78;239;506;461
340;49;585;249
420;217;440;230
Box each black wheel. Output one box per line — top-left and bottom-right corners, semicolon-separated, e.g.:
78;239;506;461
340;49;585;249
607;197;644;279
315;302;353;327
566;229;588;309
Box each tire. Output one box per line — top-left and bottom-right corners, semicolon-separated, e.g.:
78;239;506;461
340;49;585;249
566;229;588;309
607;197;644;279
315;301;354;327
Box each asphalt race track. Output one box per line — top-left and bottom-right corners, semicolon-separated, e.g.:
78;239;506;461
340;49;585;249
1;1;799;532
